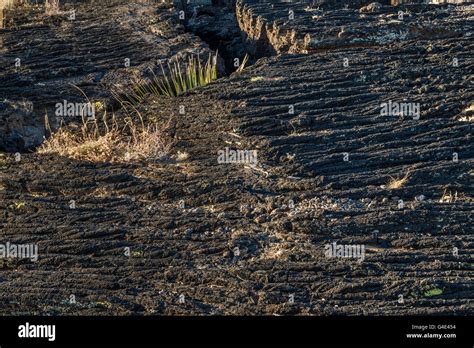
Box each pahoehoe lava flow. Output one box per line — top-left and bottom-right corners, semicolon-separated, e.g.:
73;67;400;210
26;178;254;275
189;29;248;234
0;0;472;316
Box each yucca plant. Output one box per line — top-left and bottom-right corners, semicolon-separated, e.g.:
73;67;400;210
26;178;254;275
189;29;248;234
124;52;218;105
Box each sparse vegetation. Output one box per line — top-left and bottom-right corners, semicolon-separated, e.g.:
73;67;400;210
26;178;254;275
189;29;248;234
459;103;474;122
176;151;189;162
44;0;60;16
93;300;113;309
0;153;7;167
439;189;458;203
236;54;249;73
423;288;443;297
464;103;474;113
439;189;472;203
9;201;26;210
0;0;19;10
1;0;472;320
1;0;12;8
387;172;410;189
250;76;265;82
122;53;218;105
39;109;172;163
131;250;143;257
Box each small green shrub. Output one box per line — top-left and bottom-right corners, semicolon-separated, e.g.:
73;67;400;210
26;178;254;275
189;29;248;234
423;288;443;297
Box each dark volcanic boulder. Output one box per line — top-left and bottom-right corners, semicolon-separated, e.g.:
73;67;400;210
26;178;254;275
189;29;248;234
0;99;45;152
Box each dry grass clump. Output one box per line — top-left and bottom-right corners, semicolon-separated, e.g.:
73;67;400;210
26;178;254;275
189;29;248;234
459;103;474;122
236;54;249;73
126;124;171;161
0;153;7;167
259;243;290;261
39;110;172;163
439;189;458;203
44;0;60;16
1;0;14;9
0;0;24;10
387;172;410;189
438;189;472;203
39;127;120;162
176;151;189;162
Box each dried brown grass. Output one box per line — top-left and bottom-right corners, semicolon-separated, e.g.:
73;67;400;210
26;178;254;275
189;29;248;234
44;0;60;15
387;172;410;190
39;107;172;163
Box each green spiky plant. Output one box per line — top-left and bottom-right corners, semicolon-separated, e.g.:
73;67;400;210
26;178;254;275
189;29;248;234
124;53;218;105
